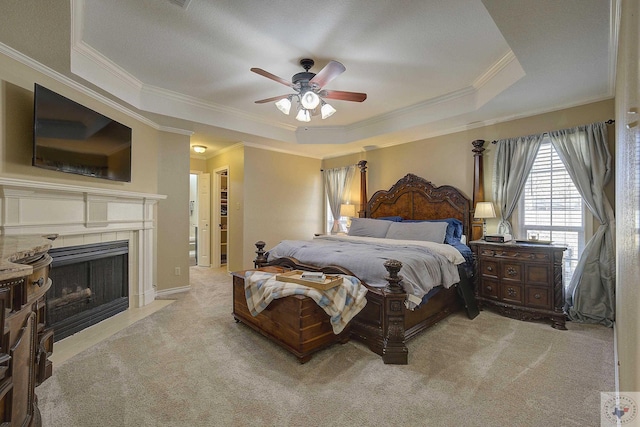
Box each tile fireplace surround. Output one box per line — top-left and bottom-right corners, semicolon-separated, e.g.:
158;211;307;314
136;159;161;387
0;177;166;309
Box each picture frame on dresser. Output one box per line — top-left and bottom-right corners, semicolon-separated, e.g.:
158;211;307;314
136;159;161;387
470;239;568;330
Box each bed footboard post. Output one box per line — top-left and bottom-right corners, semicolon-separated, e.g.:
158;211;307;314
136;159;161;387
254;241;268;268
381;259;408;365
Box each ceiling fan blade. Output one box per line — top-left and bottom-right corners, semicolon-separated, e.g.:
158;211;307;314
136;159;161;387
323;90;367;102
309;61;345;88
250;68;293;87
254;94;290;104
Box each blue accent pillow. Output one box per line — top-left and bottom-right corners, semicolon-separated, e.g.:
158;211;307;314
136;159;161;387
403;218;463;244
376;216;403;222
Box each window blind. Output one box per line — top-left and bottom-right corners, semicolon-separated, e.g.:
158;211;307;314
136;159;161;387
520;139;584;285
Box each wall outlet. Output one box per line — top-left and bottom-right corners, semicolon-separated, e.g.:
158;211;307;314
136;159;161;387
174;267;181;276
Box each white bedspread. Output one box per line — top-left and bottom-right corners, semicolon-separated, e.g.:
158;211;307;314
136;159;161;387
267;235;463;309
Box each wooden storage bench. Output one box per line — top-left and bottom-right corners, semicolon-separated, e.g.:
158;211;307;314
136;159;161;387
231;268;350;363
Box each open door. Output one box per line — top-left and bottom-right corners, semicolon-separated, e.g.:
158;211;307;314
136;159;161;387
197;173;211;267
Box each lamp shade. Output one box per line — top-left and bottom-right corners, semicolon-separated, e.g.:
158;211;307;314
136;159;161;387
300;91;320;109
192;145;206;154
275;97;291;115
474;201;496;219
321;102;336;119
295;109;311;122
340;203;356;217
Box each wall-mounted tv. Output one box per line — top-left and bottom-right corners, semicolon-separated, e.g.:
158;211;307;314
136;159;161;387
32;84;132;182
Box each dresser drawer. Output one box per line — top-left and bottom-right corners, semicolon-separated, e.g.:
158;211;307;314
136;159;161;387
525;264;550;286
500;262;522;283
26;254;52;303
480;280;499;300
501;284;524;305
526;286;551;309
480;260;499;278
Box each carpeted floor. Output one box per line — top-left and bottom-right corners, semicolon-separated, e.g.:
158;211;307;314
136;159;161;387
37;266;614;427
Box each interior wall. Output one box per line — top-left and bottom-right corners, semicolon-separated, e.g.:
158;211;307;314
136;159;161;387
156;131;190;291
0;52;158;194
243;146;323;270
207;144;244;272
190;157;207;172
323;99;615;236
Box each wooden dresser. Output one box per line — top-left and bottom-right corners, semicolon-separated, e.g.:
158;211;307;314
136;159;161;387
0;235;55;426
470;240;567;330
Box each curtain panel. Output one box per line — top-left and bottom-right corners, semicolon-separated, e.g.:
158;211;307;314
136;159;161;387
323;165;356;233
492;135;544;235
548;122;616;326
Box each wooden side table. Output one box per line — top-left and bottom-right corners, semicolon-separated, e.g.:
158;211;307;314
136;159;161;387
470;240;567;329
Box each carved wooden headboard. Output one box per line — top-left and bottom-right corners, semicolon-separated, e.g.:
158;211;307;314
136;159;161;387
356;140;486;242
365;174;472;240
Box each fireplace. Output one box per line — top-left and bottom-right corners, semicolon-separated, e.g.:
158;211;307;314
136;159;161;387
47;241;129;341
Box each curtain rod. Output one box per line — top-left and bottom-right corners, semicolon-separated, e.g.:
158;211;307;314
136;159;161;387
490;119;615;144
320;162;362;172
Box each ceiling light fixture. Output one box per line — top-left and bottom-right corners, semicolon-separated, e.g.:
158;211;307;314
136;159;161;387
321;101;336;119
300;91;320;110
252;58;367;123
275;96;292;115
295;108;311;122
192;145;207;154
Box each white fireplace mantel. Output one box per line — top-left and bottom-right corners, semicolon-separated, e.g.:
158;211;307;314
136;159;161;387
0;177;167;308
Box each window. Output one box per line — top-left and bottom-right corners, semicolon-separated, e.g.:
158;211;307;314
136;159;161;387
325;201;348;234
519;138;585;286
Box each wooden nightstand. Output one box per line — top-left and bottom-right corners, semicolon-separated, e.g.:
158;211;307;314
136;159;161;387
470;240;567;330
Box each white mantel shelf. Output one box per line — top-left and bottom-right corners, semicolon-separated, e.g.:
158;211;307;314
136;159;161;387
0;177;167;308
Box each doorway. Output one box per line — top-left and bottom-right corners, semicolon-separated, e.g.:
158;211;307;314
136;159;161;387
212;166;229;269
189;173;198;266
189;172;211;267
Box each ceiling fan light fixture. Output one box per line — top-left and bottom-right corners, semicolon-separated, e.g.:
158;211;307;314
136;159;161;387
300;91;320;109
192;145;207;154
321;102;336;119
295;108;311;122
275;97;291;115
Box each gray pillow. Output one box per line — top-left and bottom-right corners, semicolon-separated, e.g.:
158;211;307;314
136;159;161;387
348;217;392;238
385;221;448;243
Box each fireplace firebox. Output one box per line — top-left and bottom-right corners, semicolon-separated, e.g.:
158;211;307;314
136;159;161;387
47;241;129;341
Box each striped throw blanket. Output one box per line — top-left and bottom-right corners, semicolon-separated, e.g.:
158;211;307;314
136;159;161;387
244;270;367;334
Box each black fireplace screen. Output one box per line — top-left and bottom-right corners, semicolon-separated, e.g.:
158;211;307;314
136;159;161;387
47;240;129;341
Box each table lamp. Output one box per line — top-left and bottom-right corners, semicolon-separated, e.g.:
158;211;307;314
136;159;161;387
474;201;496;239
340;203;356;232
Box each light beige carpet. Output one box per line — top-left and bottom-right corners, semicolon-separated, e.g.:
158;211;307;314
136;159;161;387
37;266;614;427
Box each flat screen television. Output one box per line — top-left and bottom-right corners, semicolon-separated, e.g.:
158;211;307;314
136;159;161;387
32;84;132;182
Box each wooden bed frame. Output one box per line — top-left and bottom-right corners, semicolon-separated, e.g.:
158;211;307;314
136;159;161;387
253;140;487;364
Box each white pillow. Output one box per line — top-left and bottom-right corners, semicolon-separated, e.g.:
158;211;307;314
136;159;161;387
348;217;392;238
385;221;448;243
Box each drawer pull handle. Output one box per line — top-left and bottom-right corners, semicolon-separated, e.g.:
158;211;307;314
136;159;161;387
486;285;492;292
506;267;517;276
507;287;517;297
486;266;493;272
534;293;541;299
33;277;45;287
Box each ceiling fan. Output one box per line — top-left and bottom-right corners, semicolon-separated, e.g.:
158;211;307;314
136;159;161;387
251;58;367;122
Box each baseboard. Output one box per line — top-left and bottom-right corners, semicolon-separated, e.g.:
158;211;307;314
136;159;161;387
156;285;190;298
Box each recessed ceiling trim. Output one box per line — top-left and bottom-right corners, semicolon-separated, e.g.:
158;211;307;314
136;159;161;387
472;50;518;89
0;41;189;137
